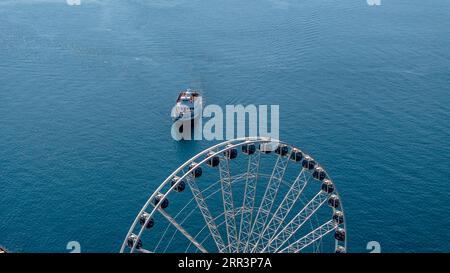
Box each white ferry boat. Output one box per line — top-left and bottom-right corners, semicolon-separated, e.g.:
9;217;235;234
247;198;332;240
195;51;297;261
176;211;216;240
171;89;203;122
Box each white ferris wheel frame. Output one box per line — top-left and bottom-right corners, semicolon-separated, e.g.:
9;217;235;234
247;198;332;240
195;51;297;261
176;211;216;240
120;137;347;253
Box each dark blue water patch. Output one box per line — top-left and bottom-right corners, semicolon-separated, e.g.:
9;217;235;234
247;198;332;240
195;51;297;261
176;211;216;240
1;0;449;252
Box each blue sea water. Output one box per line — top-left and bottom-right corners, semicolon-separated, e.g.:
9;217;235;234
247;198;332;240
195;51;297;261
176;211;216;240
0;0;449;253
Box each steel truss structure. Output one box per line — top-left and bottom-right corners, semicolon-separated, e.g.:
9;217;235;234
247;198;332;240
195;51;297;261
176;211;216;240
120;137;347;253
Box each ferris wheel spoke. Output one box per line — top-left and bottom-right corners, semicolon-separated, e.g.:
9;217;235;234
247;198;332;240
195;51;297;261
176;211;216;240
245;154;289;253
192;207;244;253
263;191;329;253
162;208;198;253
279;220;337;253
184;176;249;252
237;150;261;252
165;179;229;252
159;178;228;252
185;174;227;252
194;219;227;253
218;155;239;253
156;191;199;252
155;207;208;253
188;208;238;252
183;174;249;253
252;168;310;252
186;211;224;253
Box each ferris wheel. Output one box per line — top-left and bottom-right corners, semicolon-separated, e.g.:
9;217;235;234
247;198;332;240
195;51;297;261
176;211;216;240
120;137;347;253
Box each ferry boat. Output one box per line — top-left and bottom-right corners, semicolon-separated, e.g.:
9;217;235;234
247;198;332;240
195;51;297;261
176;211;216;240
171;89;203;122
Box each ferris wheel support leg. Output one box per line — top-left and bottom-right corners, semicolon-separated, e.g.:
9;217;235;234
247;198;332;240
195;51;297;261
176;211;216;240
156;207;208;253
218;156;239;253
237;151;261;252
185;174;227;253
279;220;337;253
252;168;310;252
245;155;289;253
135;248;153;253
262;191;329;253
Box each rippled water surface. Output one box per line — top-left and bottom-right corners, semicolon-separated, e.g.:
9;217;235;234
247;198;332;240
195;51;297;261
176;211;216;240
0;0;449;252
